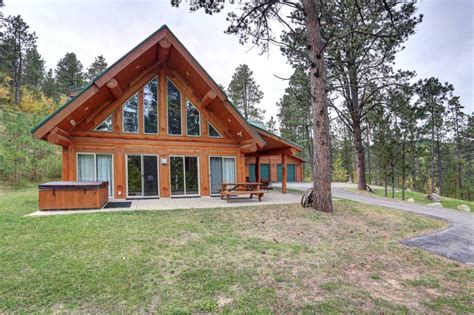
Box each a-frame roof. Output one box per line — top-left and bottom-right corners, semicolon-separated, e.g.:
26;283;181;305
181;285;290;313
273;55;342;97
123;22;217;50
32;25;266;148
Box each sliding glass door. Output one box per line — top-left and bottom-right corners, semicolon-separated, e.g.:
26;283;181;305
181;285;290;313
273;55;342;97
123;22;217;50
170;156;200;196
210;157;236;195
77;153;113;197
126;155;159;198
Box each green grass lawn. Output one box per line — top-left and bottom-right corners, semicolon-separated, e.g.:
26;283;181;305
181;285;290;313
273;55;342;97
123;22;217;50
372;188;474;211
1;187;473;313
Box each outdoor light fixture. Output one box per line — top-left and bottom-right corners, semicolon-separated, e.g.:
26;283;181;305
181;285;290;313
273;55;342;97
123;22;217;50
161;157;168;165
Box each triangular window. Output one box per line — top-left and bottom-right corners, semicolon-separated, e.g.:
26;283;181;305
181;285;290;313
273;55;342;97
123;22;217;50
208;122;222;138
94;115;113;132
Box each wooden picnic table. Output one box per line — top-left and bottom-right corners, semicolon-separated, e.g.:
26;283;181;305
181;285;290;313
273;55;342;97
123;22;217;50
220;182;264;202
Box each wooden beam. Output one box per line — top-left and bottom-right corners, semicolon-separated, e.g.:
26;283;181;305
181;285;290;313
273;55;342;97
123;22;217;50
47;132;71;147
157;38;171;63
282;153;287;194
201;90;216;108
239;143;257;153
51;127;70;137
247;147;296;157
106;78;122;99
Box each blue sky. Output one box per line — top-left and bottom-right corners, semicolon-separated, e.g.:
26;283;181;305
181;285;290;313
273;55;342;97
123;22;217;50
3;0;473;120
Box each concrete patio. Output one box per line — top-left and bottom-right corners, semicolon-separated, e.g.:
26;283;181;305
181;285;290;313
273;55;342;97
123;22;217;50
27;190;302;217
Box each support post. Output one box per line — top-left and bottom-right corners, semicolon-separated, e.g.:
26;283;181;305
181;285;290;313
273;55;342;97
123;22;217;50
282;153;287;194
255;156;260;183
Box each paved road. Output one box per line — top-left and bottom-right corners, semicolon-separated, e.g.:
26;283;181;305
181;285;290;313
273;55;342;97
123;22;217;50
274;182;474;265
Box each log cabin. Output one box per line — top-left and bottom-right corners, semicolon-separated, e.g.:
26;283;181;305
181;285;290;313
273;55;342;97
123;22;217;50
32;25;304;200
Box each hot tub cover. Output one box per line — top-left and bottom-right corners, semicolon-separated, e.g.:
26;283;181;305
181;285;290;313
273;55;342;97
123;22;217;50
38;181;108;190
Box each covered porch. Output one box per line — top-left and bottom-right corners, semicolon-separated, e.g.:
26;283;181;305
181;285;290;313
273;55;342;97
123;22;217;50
245;122;304;194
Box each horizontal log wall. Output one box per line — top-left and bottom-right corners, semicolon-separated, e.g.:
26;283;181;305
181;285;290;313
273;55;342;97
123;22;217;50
64;138;242;198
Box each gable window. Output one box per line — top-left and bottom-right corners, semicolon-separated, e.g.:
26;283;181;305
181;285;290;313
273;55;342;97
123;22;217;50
186;99;200;136
122;93;139;133
167;79;182;135
144;77;158;134
94;115;113;132
208;122;222;138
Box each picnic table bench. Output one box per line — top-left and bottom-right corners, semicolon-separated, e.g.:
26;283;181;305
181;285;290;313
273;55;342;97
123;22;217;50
220;182;264;202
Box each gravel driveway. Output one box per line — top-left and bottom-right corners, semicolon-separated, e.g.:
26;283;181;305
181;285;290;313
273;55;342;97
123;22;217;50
274;182;474;265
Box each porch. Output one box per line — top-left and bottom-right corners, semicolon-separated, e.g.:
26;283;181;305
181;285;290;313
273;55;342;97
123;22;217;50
28;189;300;216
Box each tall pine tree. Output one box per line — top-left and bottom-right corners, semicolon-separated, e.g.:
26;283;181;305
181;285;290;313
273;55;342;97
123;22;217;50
227;64;264;121
55;52;84;94
86;55;107;82
0;15;37;103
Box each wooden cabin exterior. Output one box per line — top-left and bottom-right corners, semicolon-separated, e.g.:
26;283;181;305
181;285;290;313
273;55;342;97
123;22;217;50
33;25;304;199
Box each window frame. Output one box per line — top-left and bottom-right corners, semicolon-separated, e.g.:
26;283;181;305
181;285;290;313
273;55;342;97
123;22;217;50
185;98;201;137
124;154;160;198
169;155;201;197
208;122;223;138
166;78;183;136
143;76;159;135
122;92;139;134
208;155;237;196
76;152;114;197
94;114;113;132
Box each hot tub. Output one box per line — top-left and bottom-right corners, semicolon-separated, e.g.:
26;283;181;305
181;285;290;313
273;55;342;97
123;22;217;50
38;181;109;210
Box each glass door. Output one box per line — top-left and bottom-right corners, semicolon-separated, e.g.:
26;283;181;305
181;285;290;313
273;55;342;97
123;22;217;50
170;156;200;196
127;155;159;198
209;157;236;195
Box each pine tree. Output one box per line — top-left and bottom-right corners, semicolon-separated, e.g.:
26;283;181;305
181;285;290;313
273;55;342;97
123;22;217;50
86;55;107;82
277;66;313;165
22;46;45;88
265;116;277;133
227;64;264;121
0;15;37;104
416;77;453;194
42;68;58;99
332;154;348;182
55;52;84;94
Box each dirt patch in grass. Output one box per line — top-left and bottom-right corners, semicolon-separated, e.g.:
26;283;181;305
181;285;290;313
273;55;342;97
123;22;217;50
0;188;472;313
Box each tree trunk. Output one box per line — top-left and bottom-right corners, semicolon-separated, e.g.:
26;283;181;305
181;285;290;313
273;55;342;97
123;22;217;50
303;0;333;213
391;161;395;199
412;140;418;192
430;109;435;193
436;129;443;195
402;140;406;201
366;118;371;185
454;111;463;199
353;117;367;190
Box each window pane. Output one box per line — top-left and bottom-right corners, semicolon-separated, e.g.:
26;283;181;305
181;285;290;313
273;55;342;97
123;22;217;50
167;80;181;135
210;157;223;195
123;93;139;133
127;155;142;196
77;154;95;181
223;158;236;183
208;123;222;138
170;156;184;195
96;154;113;196
95;115;113;132
144;77;158;134
186;100;200;136
143;156;158;196
185;157;199;194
